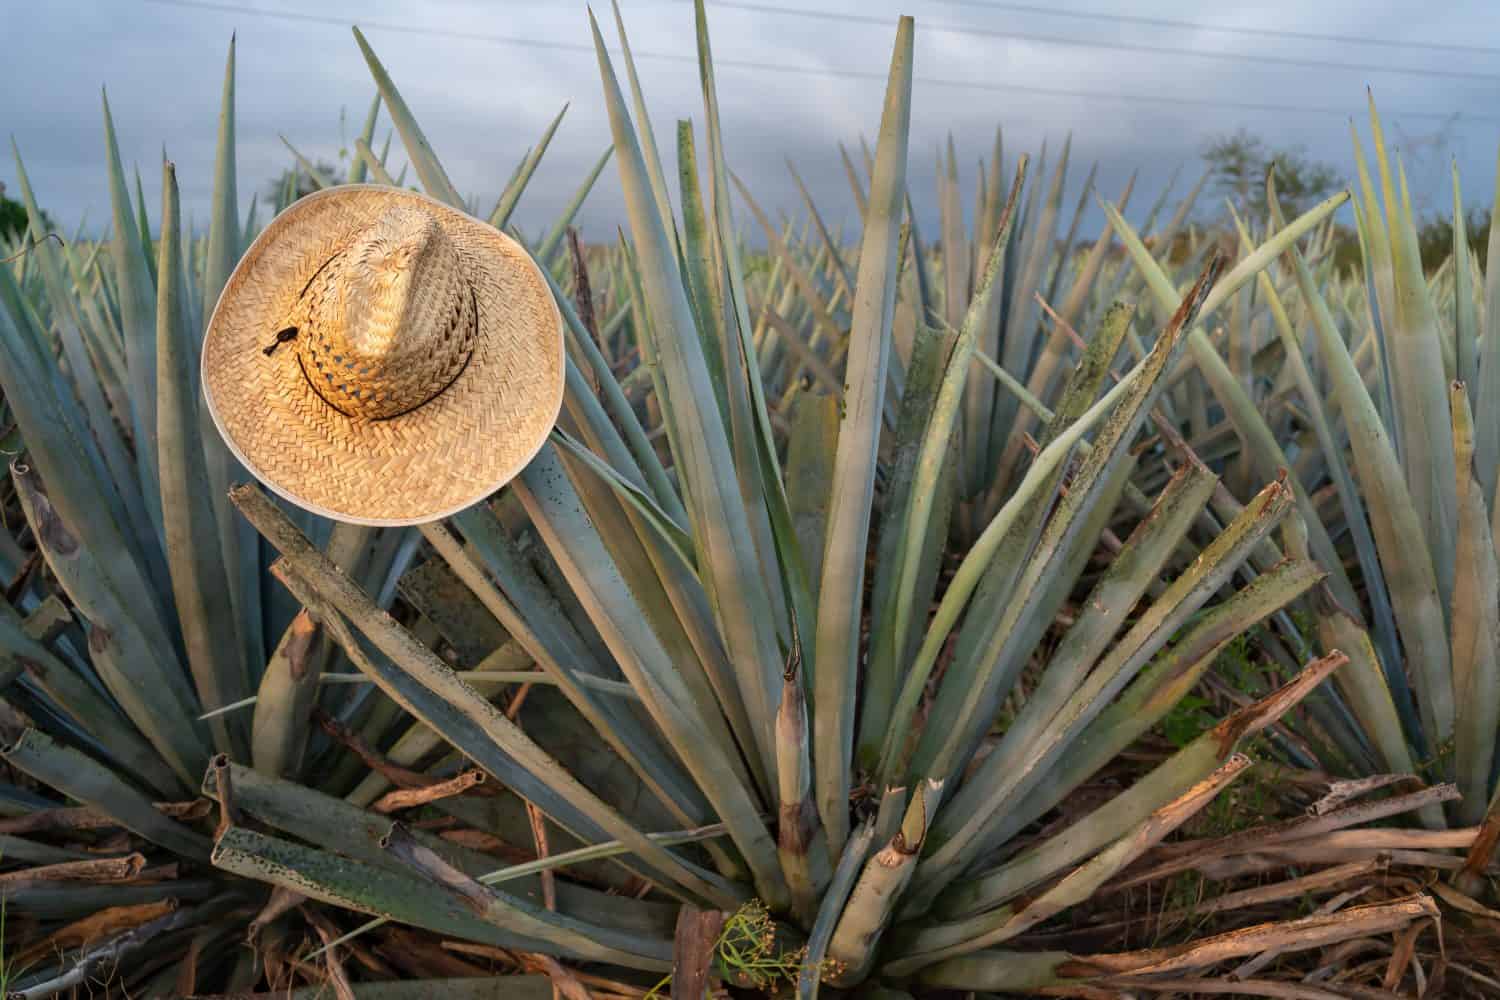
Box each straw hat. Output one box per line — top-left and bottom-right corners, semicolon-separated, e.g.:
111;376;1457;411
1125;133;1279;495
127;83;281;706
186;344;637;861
202;186;564;526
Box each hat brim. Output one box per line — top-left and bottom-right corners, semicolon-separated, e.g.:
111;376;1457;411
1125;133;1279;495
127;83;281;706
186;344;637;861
202;186;564;526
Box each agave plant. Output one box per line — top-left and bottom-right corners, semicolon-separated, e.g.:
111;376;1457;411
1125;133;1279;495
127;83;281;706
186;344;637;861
1094;95;1500;901
0;3;1443;996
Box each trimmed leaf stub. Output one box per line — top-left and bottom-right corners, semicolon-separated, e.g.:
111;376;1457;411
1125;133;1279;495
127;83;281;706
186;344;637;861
671;904;725;1000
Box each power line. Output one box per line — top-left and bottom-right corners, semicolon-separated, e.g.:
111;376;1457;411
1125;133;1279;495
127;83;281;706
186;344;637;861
142;0;1500;123
142;0;624;58
927;0;1500;58
706;0;1500;85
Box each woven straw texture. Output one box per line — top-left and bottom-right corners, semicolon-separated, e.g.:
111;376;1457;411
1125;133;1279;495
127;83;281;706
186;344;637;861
202;186;564;525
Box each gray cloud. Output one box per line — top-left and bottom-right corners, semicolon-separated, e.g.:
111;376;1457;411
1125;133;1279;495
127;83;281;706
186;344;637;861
6;0;1498;248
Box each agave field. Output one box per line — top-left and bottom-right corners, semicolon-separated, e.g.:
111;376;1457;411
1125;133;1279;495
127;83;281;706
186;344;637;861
1;2;1499;997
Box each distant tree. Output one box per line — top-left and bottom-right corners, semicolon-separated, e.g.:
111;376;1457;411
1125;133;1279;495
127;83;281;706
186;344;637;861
0;181;30;242
1200;129;1489;276
0;181;57;244
1416;207;1491;273
1202;129;1342;226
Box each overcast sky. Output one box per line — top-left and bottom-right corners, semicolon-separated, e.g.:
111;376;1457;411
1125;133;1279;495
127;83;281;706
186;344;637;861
7;0;1500;245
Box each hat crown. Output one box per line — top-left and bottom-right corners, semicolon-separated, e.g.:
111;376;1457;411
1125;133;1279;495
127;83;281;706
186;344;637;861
296;205;477;420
